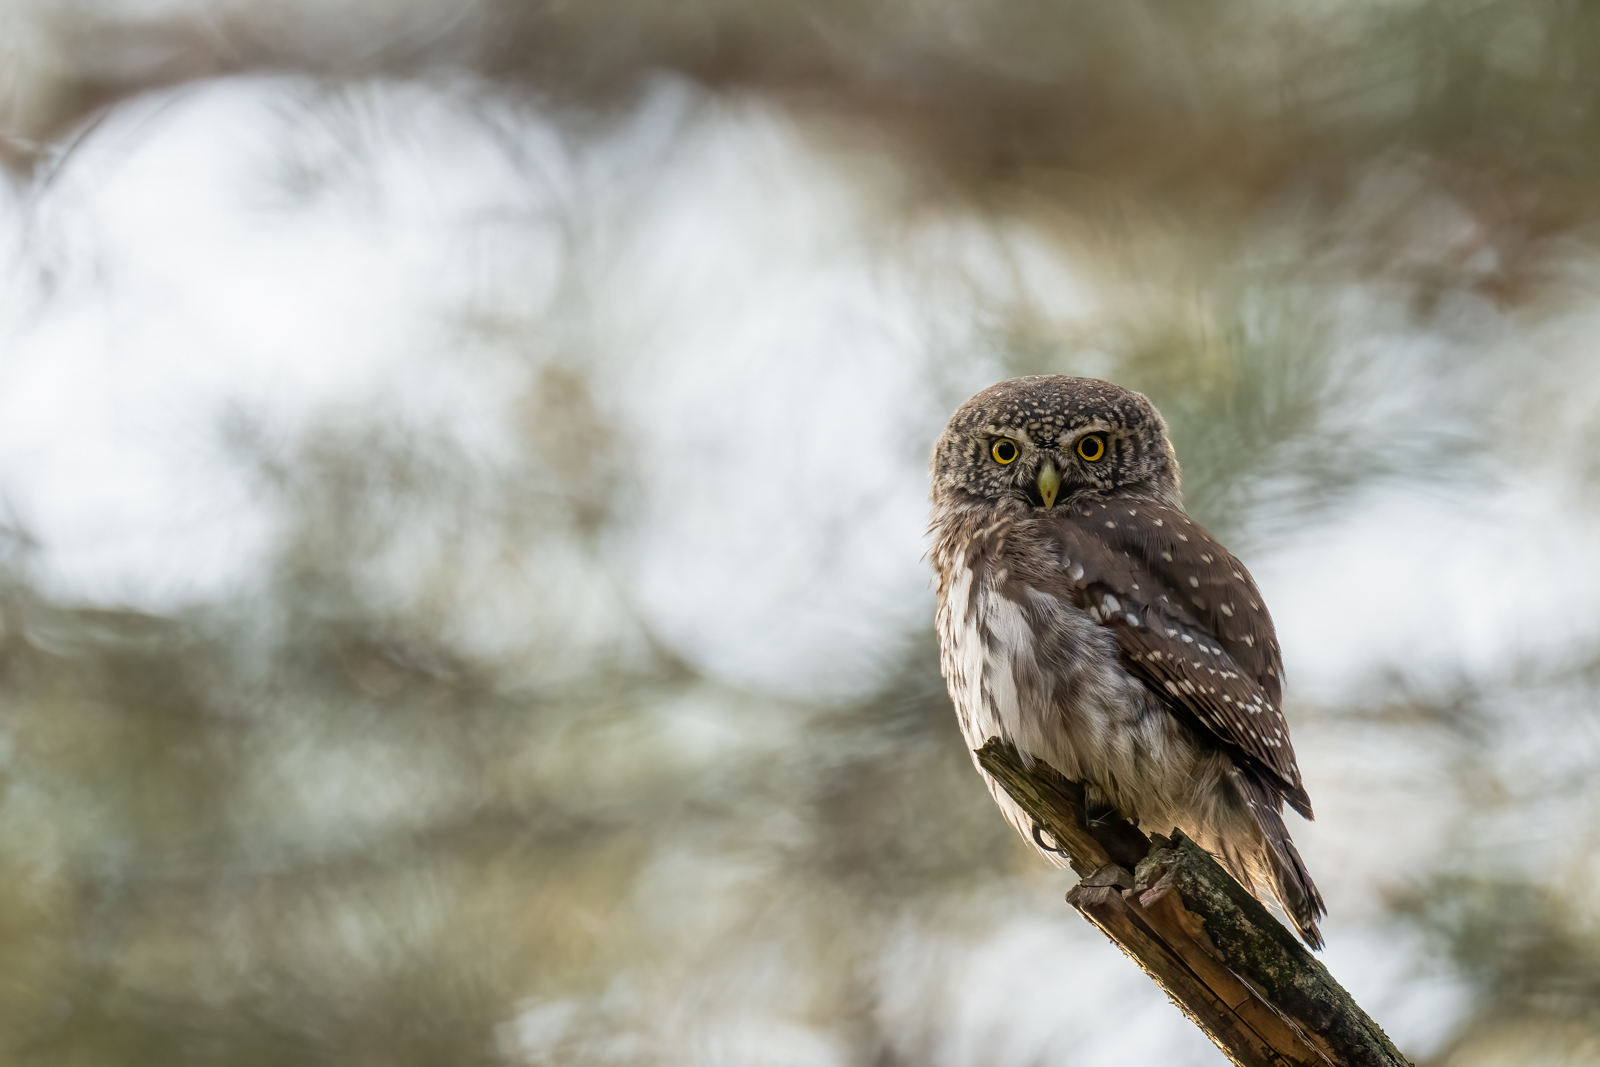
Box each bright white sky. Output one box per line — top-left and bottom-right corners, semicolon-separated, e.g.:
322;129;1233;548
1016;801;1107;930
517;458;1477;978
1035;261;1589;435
2;73;1598;1063
6;77;1599;695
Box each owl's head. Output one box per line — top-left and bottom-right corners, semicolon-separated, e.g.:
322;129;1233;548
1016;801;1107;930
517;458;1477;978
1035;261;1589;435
931;376;1181;513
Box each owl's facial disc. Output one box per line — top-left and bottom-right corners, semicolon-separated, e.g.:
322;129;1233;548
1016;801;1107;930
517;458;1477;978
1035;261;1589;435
929;376;1183;513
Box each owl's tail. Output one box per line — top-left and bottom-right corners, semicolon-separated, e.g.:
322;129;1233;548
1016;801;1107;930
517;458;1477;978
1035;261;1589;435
1237;770;1326;950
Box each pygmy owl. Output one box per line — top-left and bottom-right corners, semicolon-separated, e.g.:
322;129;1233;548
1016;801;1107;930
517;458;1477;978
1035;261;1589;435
929;376;1325;948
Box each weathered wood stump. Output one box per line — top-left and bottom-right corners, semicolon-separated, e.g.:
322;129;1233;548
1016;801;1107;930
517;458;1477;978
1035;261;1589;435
975;737;1412;1067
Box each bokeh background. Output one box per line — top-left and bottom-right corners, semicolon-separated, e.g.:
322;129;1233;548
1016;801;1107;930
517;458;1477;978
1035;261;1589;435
1;2;1599;1064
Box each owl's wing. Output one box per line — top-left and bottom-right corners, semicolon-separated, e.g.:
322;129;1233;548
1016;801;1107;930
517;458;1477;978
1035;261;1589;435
1049;498;1312;818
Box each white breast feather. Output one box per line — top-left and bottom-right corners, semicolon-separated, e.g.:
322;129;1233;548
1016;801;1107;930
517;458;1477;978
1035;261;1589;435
937;557;1205;850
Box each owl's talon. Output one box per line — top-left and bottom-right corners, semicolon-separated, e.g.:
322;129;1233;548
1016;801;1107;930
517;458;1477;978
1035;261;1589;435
1031;821;1071;855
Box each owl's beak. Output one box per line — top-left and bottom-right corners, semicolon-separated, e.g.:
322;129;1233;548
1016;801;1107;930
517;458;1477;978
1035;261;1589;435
1037;459;1060;509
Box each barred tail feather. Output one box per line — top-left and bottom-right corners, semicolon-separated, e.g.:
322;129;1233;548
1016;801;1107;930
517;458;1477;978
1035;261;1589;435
1239;770;1326;950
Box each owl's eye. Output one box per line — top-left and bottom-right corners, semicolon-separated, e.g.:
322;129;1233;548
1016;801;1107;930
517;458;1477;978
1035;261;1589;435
991;439;1019;464
1076;434;1106;462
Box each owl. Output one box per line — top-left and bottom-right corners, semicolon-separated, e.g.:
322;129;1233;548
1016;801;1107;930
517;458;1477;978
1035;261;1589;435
929;376;1325;948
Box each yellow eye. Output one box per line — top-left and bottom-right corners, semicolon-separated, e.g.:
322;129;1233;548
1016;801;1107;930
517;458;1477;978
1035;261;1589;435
991;439;1019;464
1076;434;1106;462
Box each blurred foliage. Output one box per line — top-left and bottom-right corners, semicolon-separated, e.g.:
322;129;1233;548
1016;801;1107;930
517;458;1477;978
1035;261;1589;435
1;1;1599;1066
1399;876;1600;1021
0;411;1028;1065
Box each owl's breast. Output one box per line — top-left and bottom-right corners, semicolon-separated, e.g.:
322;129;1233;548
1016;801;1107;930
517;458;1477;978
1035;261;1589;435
934;538;1170;792
934;524;1203;844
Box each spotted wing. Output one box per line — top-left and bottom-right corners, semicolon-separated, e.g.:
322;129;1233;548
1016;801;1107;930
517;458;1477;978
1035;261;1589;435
1048;498;1311;817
